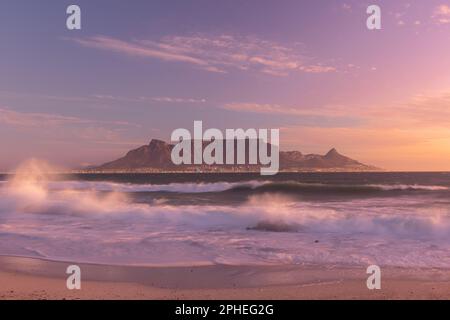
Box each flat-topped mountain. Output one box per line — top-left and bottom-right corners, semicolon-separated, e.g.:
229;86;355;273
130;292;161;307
99;139;174;169
95;139;379;172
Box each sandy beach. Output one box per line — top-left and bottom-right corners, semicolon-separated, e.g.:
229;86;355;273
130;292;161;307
1;172;450;301
0;256;449;300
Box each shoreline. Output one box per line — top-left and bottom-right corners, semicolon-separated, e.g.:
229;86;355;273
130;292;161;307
1;256;449;300
6;171;450;176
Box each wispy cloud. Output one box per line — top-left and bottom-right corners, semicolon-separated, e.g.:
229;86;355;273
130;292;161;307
432;4;450;24
224;89;450;129
341;3;352;12
0;107;134;128
0;107;142;150
0;108;91;127
325;91;450;129
222;102;356;118
394;91;450;126
223;102;309;116
72;36;208;66
91;94;206;104
1;91;208;110
150;96;206;103
70;34;336;76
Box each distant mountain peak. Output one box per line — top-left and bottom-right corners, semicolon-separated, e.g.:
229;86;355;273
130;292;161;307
326;148;339;156
95;139;379;172
149;139;169;147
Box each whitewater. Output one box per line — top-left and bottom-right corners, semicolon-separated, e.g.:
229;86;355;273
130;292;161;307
0;160;449;268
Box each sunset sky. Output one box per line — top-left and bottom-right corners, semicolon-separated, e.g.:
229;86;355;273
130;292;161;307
1;0;450;171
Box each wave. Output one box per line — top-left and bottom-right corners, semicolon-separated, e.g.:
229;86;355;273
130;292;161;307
1;188;449;267
2;179;446;196
2;173;449;240
228;181;450;195
43;180;268;193
0;160;449;268
368;184;449;191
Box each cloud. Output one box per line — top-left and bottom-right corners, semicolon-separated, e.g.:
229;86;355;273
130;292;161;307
222;102;359;118
321;91;450;129
223;102;308;116
341;3;352;12
148;97;206;104
91;94;207;104
0;107;133;128
70;34;336;76
342;91;450;129
222;102;362;128
394;91;450;126
299;65;337;73
433;4;450;24
224;88;450;129
0;91;208;110
329;91;450;129
0;108;91;127
72;36;208;66
0;107;143;153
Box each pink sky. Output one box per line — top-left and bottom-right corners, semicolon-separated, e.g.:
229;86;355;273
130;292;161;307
1;1;450;171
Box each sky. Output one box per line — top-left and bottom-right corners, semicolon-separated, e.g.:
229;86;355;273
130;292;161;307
1;0;450;171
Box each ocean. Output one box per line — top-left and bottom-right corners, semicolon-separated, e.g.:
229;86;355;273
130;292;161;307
0;171;449;268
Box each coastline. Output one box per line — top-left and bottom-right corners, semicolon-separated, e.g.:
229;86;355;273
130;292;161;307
1;256;449;300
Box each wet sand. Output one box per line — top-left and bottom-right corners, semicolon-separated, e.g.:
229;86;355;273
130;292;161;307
0;256;449;300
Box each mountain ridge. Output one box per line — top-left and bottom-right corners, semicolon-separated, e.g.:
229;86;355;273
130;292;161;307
94;139;380;172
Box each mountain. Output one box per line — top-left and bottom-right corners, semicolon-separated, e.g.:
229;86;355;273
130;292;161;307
95;139;379;172
99;139;174;170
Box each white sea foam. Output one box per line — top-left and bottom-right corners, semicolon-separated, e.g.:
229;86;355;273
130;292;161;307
0;160;449;268
44;180;267;193
368;184;449;191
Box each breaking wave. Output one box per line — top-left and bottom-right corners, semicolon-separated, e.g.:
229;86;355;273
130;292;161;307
10;179;448;196
44;180;268;193
0;160;449;267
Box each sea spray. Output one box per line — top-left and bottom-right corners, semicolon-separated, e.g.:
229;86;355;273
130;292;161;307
0;160;449;267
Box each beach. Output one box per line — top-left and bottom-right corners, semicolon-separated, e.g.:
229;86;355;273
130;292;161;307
1;256;449;300
1;172;450;300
